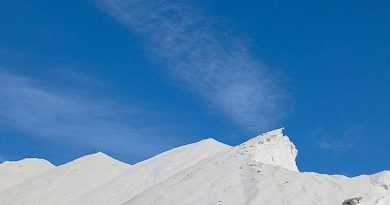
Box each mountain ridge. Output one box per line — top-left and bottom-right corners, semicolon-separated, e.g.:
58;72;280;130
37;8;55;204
0;128;389;205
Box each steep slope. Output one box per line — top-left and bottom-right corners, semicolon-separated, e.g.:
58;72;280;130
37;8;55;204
0;158;54;191
71;139;230;205
234;128;298;171
123;129;390;205
0;152;130;205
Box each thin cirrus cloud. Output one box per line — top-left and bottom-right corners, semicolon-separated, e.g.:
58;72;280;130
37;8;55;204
318;127;363;154
96;0;289;131
0;69;175;158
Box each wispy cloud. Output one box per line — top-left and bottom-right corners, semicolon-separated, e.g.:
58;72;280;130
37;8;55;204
320;141;346;151
0;69;178;158
319;127;363;154
96;0;289;131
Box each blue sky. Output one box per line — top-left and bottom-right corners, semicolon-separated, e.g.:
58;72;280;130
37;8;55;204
0;0;389;176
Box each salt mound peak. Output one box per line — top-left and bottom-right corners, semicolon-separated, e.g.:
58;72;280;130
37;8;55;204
75;151;110;160
196;138;222;144
135;138;229;167
0;152;130;205
66;152;127;166
0;158;55;191
236;128;299;171
70;138;230;205
0;158;53;167
182;138;228;149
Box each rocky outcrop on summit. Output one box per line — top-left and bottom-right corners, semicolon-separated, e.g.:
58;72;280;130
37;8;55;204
234;128;298;171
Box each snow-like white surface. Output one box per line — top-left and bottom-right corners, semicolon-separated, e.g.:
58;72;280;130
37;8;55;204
125;164;390;205
0;152;130;205
236;128;298;171
0;158;54;191
122;129;390;205
0;128;389;205
71;139;230;205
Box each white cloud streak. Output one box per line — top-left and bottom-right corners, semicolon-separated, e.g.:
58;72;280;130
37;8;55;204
96;0;289;131
319;127;362;154
0;70;175;158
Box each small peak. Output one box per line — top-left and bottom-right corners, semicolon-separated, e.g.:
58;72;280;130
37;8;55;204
236;128;299;171
197;138;217;143
0;158;54;168
64;152;115;165
90;151;108;157
19;158;53;164
179;138;230;150
197;138;226;145
77;152;113;161
60;152;130;168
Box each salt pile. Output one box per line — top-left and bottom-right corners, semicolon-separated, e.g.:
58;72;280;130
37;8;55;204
0;152;130;205
0;158;54;191
0;128;389;205
71;138;230;205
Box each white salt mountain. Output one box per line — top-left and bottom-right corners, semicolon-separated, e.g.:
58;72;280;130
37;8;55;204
71;138;230;205
1;128;389;205
0;152;130;205
123;129;390;205
0;158;54;191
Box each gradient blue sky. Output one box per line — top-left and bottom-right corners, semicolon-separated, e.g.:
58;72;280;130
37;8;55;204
0;0;389;176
